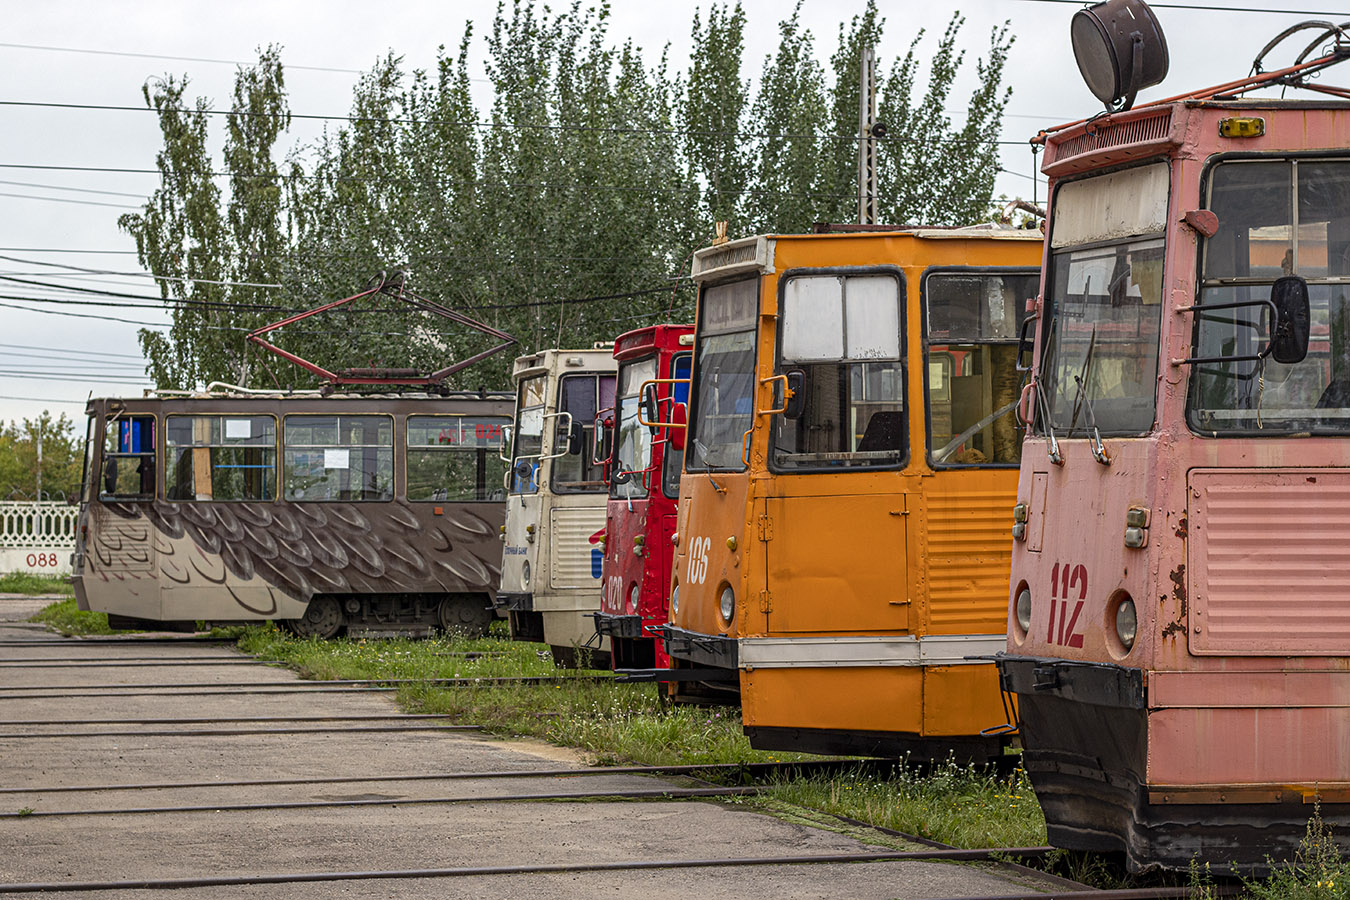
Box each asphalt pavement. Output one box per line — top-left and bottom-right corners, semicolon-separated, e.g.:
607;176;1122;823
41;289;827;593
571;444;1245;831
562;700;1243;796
0;595;1067;899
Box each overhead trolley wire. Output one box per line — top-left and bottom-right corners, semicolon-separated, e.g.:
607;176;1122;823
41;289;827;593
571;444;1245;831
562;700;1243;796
0;99;1032;146
1006;0;1348;12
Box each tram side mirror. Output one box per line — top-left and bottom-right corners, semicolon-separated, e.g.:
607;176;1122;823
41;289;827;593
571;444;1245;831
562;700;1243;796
567;422;585;456
1016;312;1038;371
1270;275;1310;365
103;458;118;494
641;383;660;433
783;370;806;420
667;403;688;453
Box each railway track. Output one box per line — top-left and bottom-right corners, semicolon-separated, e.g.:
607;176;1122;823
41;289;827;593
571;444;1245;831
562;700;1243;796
0;620;1217;898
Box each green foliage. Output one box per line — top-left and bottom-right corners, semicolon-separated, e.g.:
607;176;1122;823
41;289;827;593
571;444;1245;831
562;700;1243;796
878;14;1015;226
765;759;1045;849
30;598;127;634
0;411;84;501
124;4;1014;386
1241;806;1350;899
0;573;73;595
745;3;827;233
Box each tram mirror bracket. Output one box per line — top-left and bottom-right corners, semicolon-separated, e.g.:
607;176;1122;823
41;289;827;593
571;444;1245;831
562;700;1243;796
1174;276;1309;366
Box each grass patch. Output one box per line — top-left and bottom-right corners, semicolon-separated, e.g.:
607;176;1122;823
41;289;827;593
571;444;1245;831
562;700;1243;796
761;759;1045;849
29;598;130;635
0;572;73;595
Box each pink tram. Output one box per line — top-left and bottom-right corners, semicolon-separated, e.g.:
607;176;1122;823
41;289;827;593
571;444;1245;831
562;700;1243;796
591;324;694;671
996;2;1350;871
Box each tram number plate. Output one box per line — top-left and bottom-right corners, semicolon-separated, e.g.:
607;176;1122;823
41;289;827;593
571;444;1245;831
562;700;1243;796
686;536;710;585
1047;561;1087;649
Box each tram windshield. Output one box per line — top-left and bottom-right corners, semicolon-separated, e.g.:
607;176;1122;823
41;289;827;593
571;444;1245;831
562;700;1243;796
687;278;757;471
1188;158;1350;434
612;356;658;499
1041;163;1168;436
771;272;906;470
927;270;1039;465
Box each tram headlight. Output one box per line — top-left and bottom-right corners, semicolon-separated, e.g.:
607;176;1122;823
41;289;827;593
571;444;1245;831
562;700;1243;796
521;560;531;588
671;584;680;617
719;585;735;622
1115;597;1138;650
629;584;639;613
1014;586;1032;635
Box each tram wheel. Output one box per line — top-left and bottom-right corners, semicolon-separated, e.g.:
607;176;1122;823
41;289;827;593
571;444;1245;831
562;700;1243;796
437;595;493;637
287;597;344;639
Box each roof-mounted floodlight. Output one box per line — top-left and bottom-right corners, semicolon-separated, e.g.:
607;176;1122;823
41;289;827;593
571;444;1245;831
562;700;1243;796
1071;0;1169;111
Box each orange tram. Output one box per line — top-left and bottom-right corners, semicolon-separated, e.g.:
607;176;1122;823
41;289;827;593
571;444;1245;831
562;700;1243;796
660;225;1042;757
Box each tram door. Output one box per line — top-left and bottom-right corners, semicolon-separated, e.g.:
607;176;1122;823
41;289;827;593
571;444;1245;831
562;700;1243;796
760;270;910;634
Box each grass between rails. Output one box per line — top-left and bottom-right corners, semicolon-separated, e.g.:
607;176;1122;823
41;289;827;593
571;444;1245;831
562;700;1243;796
236;623;1048;848
0;572;74;595
30;601;1350;894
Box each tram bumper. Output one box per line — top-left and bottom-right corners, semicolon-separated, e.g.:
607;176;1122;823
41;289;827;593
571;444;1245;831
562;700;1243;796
655;624;738;669
994;653;1336;873
589;612;643;639
494;592;533;612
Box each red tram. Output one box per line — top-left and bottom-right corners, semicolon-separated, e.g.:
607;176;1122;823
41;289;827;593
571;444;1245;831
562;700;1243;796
591;324;694;671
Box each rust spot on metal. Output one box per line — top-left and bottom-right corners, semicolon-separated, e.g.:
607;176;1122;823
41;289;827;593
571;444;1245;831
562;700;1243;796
1161;564;1189;639
1308;476;1318;483
1171;563;1187;612
1174;515;1187;539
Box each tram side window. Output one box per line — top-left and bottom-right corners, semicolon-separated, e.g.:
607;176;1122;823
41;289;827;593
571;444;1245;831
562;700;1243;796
552;372;616;493
927;271;1039;466
772;273;906;471
100;415;156;500
284;415;392;502
407;416;509;502
165;415;276;501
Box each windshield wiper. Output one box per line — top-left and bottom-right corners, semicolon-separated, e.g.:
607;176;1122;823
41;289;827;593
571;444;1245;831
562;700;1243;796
692;438;727;493
1066;325;1110;465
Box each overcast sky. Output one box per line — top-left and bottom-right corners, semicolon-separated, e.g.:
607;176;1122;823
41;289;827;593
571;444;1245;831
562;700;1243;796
0;0;1340;433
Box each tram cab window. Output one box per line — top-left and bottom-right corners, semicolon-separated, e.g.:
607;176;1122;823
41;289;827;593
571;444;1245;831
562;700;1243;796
612;357;659;500
283;415;392;502
771;272;906;471
661;353;692;498
407;415;509;502
100;414;156;500
509;375;547;494
1189;158;1350;434
926;271;1039;466
687;278;758;472
165;415;276;501
553;373;616;493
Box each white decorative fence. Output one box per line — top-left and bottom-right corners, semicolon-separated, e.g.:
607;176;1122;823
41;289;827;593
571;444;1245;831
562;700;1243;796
0;501;78;576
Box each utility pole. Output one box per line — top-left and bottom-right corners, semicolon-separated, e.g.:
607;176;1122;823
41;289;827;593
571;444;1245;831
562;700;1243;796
857;44;879;225
35;426;43;502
